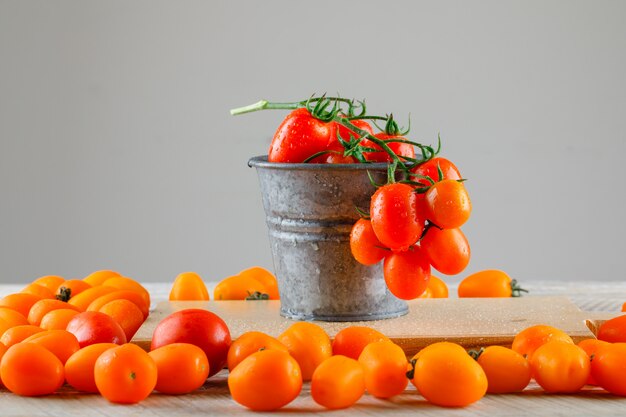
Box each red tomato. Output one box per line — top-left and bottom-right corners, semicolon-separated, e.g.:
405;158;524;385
420;227;470;275
597;314;626;343
410;157;461;187
370;183;424;251
65;311;127;348
383;247;431;299
591;342;626;396
424;179;471;229
349;218;387;265
150;309;231;378
361;133;415;162
268;108;333;163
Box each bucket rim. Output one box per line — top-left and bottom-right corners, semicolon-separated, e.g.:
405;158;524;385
248;155;393;171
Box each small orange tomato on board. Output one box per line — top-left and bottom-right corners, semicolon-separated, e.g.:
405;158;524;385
0;293;42;318
458;270;526;298
228;349;302;411
0;325;44;348
474;346;531;393
32;275;65;293
87;290;149;320
214;275;268;301
169;272;210;301
311;355;365;409
21;329;80;364
227;331;288;371
577;338;610;385
98;299;145;341
39;308;80;331
0;307;28;329
68;286;118;312
511;324;573;360
278;322;332;381
597;314;626;343
419;275;449;298
21;283;55;299
65;343;118;393
358;341;408;398
149;343;210;394
101;276;150;308
591;342;626;396
0;343;64;396
529;341;590;393
331;326;390;360
94;343;157;404
83;270;121;287
412;342;487;407
27;299;81;326
238;267;280;300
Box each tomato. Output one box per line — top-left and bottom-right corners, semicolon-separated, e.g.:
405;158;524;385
40;308;80;330
597;314;626;343
32;275;65;292
169;271;210;301
577;338;610;385
0;342;64;396
149;343;210;394
383;247;431;300
311;355;365;409
327;118;373;163
67;286;117;311
94;343;157;404
370;183;424;251
511;324;573;360
529;341;589;393
55;279;92;301
331;326;390;360
1;325;44;348
87;290;149;319
22;329;80;364
361;133;415;162
238;267;280;300
278;322;332;381
214;275;268;300
358;341;408;398
412;341;487;407
457;269;523;298
421;227;470;275
0;293;42;318
475;346;531;393
21;283;55;299
590;342;626;396
424;179;471;229
227;331;288;371
0;307;28;329
150;308;231;378
410;157;461;187
228;349;302;411
622;302;625;312
101;276;150;308
349;218;387;265
83;270;121;286
97;299;145;340
66;311;127;348
65;343;118;392
269;108;333;163
419;275;449;298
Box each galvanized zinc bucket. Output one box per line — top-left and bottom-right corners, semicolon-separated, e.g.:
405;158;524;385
248;155;408;321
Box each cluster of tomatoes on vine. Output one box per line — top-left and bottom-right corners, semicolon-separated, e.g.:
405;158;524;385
232;95;472;300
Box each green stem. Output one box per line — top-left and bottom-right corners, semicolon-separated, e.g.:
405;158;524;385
230;100;302;115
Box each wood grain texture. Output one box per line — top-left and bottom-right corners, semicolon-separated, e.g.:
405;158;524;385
132;296;616;356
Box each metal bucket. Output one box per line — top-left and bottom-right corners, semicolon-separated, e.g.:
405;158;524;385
248;155;408;321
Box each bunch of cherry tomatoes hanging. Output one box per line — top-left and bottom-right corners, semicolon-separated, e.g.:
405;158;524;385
232;95;471;300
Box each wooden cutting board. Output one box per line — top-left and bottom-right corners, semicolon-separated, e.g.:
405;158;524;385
132;296;615;357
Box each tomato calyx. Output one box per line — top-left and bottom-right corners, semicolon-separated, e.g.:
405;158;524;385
468;348;485;361
406;358;417;380
245;291;270;301
56;286;72;302
511;279;528;297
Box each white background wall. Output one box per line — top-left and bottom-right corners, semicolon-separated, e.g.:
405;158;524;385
1;0;625;284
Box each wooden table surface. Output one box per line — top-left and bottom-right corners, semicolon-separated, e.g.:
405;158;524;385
1;280;625;417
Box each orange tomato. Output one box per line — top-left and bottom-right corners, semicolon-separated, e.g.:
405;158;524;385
32;275;65;292
622;302;625;312
511;324;573;360
214;275;268;300
597;314;626;343
97;299;145;341
169;272;210;301
94;343;157;404
358;341;408;398
311;355;365;409
419;275;449;298
149;343;210;394
1;325;44;348
0;307;29;328
55;279;92;301
87;290;149;319
413;341;487;407
331;326;390;360
39;308;81;330
227;331;288;371
529;341;589;393
67;286;117;311
28;299;81;326
278;322;332;381
590;342;626;396
238;267;280;300
83;270;121;286
228;349;302;411
65;343;118;392
0;342;64;396
475;346;531;393
101;277;150;309
21;283;55;299
0;293;42;318
578;338;610;385
22;329;81;364
458;269;527;298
